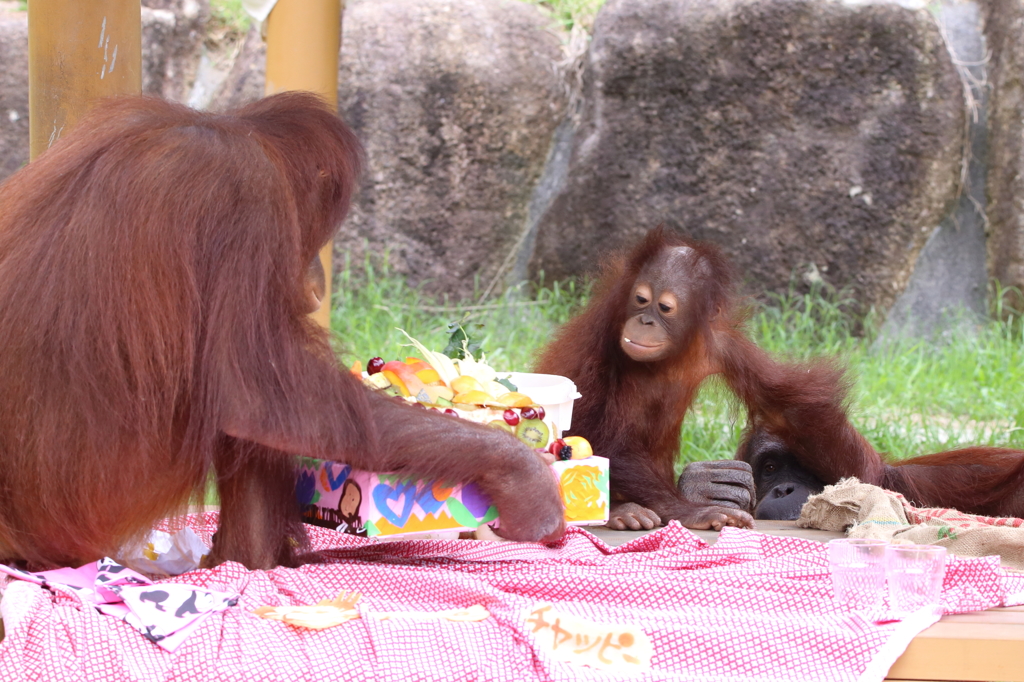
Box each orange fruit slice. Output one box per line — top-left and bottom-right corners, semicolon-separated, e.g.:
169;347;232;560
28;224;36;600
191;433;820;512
497;392;533;408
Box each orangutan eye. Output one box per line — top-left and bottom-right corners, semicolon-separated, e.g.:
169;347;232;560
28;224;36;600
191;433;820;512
763;461;777;474
657;292;677;316
636;294;649;305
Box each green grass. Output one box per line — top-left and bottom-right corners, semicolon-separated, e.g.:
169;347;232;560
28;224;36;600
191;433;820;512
331;255;1024;467
208;0;250;33
331;251;586;372
678;286;1024;469
523;0;606;31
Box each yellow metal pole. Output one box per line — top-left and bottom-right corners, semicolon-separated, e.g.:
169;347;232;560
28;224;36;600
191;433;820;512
265;0;343;330
28;0;142;160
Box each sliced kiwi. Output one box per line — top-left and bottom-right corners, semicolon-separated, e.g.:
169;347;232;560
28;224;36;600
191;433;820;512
382;385;403;398
435;396;453;407
488;420;514;434
515;419;549;448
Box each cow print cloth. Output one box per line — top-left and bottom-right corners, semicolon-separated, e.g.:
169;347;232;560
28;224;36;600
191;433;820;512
1;512;1021;682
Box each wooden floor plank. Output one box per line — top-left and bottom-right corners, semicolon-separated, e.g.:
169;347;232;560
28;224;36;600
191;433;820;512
932;610;1024;625
886;617;1024;682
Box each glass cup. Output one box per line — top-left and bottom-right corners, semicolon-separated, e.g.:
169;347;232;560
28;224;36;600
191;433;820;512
827;538;888;611
886;544;947;616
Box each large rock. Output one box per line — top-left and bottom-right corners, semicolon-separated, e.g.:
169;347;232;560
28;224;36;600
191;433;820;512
335;0;568;299
878;1;989;342
530;0;965;317
141;0;208;101
982;0;1024;308
206;24;266;112
0;5;28;183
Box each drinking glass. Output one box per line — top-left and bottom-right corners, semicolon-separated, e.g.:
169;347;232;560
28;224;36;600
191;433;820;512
886;544;947;616
827;538;888;611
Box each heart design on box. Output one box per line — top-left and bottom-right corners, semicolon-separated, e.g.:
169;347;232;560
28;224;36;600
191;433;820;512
373;481;416;527
415;484;445;517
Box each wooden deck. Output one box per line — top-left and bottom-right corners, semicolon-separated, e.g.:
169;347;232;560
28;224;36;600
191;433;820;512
592;521;1024;682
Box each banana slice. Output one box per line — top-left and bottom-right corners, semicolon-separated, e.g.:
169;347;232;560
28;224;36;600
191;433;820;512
254;590;362;630
281;606;360;630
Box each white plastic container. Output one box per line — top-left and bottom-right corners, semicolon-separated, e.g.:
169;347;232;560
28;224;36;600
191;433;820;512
506;372;582;437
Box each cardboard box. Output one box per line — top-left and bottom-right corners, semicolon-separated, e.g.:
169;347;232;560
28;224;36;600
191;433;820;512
298;455;609;538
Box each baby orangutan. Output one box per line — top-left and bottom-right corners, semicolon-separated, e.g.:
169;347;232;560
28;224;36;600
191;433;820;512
537;229;757;530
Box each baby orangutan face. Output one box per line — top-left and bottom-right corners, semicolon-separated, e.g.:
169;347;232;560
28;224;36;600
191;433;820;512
620;246;702;363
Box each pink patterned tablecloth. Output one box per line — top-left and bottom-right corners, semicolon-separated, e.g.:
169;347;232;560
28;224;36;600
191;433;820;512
1;512;1021;682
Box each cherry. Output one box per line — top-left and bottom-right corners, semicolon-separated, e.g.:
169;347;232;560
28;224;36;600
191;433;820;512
444;408;459;417
502;409;520;426
367;357;385;375
521;406;538;420
534;405;546;421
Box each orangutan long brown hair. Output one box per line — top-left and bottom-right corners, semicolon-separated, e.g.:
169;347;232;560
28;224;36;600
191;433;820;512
0;93;563;569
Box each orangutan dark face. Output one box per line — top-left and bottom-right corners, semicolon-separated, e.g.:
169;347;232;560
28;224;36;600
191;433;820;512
738;428;826;520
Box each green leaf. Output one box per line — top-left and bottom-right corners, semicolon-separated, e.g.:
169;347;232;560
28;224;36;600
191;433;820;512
443;322;485;360
497;377;518;392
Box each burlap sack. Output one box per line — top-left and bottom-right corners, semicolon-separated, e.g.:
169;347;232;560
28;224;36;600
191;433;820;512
797;478;909;538
796;478;1024;570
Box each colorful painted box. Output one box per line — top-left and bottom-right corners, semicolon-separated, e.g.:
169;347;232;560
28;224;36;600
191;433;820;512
297;455;609;538
552;456;610;526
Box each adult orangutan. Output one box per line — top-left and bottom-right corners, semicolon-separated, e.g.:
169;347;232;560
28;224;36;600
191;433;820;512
674;273;1024;522
736;391;1024;520
0;93;563;570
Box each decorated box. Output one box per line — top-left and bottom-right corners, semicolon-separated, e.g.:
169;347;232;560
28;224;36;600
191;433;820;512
298;455;609;538
303;342;608;536
552;456;610;526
